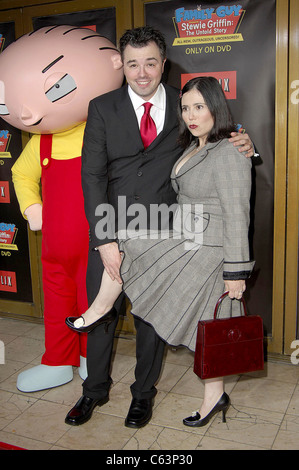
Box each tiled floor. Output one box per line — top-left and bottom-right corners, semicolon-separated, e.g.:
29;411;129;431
1;316;299;451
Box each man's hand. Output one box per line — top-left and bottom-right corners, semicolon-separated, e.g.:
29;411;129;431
97;242;123;284
229;132;254;158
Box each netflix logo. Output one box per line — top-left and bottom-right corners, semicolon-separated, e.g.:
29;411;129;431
0;270;17;293
181;71;237;100
0;181;10;203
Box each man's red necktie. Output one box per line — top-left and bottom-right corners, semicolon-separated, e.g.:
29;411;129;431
140;102;157;149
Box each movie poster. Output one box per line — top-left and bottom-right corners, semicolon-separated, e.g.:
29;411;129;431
145;0;276;332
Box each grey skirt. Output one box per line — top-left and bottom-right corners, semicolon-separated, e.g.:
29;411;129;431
119;231;236;352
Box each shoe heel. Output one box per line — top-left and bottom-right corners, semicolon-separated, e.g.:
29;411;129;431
222;406;229;423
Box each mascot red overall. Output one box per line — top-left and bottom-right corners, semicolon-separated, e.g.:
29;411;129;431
0;25;123;391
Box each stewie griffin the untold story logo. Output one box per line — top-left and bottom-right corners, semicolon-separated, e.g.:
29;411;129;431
173;4;245;46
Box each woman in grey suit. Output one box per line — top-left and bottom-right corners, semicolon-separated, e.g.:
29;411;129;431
66;76;254;427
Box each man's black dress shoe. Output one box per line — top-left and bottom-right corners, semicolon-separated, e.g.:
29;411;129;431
125;398;154;428
65;394;109;426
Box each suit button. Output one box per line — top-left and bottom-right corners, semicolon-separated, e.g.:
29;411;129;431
137;170;143;177
134;195;140;200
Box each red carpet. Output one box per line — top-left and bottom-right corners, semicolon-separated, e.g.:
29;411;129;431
0;442;26;450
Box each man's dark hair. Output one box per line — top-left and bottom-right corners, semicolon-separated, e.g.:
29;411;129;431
178;76;236;149
119;26;166;61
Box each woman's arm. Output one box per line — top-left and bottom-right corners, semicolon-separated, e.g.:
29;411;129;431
213;140;255;297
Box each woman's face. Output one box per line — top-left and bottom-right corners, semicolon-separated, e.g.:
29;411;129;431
181;88;214;145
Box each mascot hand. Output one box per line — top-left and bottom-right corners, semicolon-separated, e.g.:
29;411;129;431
24;203;43;231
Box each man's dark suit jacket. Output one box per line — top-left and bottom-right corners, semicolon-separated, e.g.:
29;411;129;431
81;83;183;248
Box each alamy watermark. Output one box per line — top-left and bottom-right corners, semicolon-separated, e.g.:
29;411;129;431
290;340;299;365
94;196;206;249
0;340;4;364
289;82;299;363
291;80;299;105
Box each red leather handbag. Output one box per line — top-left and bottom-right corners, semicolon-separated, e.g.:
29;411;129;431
194;292;264;380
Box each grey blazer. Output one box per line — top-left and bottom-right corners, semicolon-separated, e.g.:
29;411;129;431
171;138;254;280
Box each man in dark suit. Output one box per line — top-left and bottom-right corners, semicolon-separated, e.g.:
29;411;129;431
65;26;254;428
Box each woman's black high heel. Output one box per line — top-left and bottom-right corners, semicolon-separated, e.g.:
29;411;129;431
65;307;117;334
183;392;230;427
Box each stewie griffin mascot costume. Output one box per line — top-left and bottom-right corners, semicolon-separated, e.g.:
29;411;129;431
0;25;123;392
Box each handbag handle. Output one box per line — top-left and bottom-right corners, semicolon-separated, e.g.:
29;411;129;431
213;291;247;320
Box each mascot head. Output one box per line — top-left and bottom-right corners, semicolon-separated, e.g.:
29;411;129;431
0;25;124;134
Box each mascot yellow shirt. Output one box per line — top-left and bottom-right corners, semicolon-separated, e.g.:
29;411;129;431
12;123;86;217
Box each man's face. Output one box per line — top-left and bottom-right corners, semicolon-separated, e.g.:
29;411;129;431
123;41;166;100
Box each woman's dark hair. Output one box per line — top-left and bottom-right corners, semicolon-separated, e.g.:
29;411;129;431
119;26;166;62
177;76;236;149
